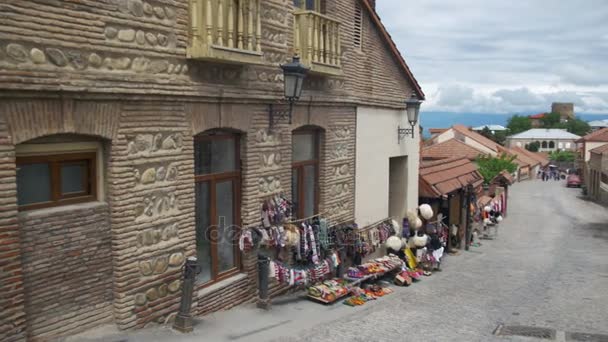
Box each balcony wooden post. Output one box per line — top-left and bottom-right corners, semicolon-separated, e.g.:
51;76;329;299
247;0;254;51
190;0;200;38
228;0;234;47
294;14;301;56
206;0;213;45
313;15;319;62
217;0;225;46
328;22;335;65
336;25;342;66
237;0;244;49
255;0;262;52
306;14;313;62
319;20;326;63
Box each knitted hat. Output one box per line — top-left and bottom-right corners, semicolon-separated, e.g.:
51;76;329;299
419;204;433;220
386;236;403;251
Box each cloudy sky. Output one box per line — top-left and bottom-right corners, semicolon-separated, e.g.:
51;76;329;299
375;0;608;114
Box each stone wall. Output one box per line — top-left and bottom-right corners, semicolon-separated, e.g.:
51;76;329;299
0;114;26;342
18;203;114;340
0;0;417;340
0;97;357;340
0;0;415;108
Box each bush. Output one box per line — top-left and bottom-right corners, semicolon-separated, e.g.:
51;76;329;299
476;153;518;184
549;150;576;162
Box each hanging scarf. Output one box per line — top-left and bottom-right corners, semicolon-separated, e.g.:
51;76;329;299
318;218;329;250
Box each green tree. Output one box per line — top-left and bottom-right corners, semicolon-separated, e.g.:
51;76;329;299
564;117;591;136
541;112;561;127
549;150;576;162
476;153;518;184
526;141;540;152
479;126;507;145
507;115;532;135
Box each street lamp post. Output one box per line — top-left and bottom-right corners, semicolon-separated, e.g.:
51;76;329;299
268;55;309;130
398;91;423;142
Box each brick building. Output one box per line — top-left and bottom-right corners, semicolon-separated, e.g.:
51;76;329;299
587;144;608;206
0;0;423;341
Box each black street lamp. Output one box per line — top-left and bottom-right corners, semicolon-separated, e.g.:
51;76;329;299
269;55;309;130
398;91;423;142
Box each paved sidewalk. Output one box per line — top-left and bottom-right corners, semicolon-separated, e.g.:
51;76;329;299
67;180;608;342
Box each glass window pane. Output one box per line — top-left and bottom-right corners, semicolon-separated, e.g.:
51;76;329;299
195;137;236;175
292;168;299;218
216;180;236;273
17;163;51;206
292;133;316;162
61;162;86;194
195;182;212;283
303;165;316;218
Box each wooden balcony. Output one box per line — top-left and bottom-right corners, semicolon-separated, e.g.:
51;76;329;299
188;0;263;64
294;10;342;76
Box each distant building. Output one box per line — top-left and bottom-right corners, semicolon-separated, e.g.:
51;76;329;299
588;119;608;131
587;144;608;206
506;129;581;152
527;102;575;128
472;125;507;133
576;128;608;184
529;113;547;128
426;124;501;156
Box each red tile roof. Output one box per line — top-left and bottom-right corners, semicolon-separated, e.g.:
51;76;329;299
590;143;608;155
511;146;542;167
491;170;515;185
451;124;501;152
497;146;532;167
421;138;487;161
577;127;608;142
361;0;425;100
529;113;547;119
419;157;484;198
428;128;448;135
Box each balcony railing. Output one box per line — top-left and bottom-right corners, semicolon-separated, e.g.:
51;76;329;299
188;0;263;63
294;10;342;75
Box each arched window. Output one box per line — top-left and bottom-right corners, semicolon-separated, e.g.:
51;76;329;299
194;130;241;284
549;141;555;149
541;141;547;148
292;128;320;219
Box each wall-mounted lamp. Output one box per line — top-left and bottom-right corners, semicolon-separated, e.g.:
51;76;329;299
269;55;309;130
398;92;423;142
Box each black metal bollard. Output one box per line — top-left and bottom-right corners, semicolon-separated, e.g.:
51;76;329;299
336;248;346;278
257;254;271;310
173;257;198;333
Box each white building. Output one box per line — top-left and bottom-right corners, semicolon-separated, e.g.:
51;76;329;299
506;129;581;152
472;124;507;133
355;107;420;229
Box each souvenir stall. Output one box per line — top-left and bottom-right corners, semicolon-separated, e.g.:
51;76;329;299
240;197;449;308
474;194;504;243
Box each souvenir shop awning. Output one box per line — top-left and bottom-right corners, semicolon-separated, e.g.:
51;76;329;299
490;170;514;186
419;157;484;198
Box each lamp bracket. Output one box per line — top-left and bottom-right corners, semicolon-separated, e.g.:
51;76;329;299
397;124;415;143
268;101;294;131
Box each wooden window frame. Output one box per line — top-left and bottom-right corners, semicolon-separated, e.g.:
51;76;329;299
194;132;242;286
16;152;97;211
292;129;320;219
294;0;323;12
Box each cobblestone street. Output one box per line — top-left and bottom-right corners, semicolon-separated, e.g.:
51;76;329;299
72;179;608;342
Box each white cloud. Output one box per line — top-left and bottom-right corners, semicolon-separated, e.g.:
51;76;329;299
436;85;474;106
376;0;608;113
